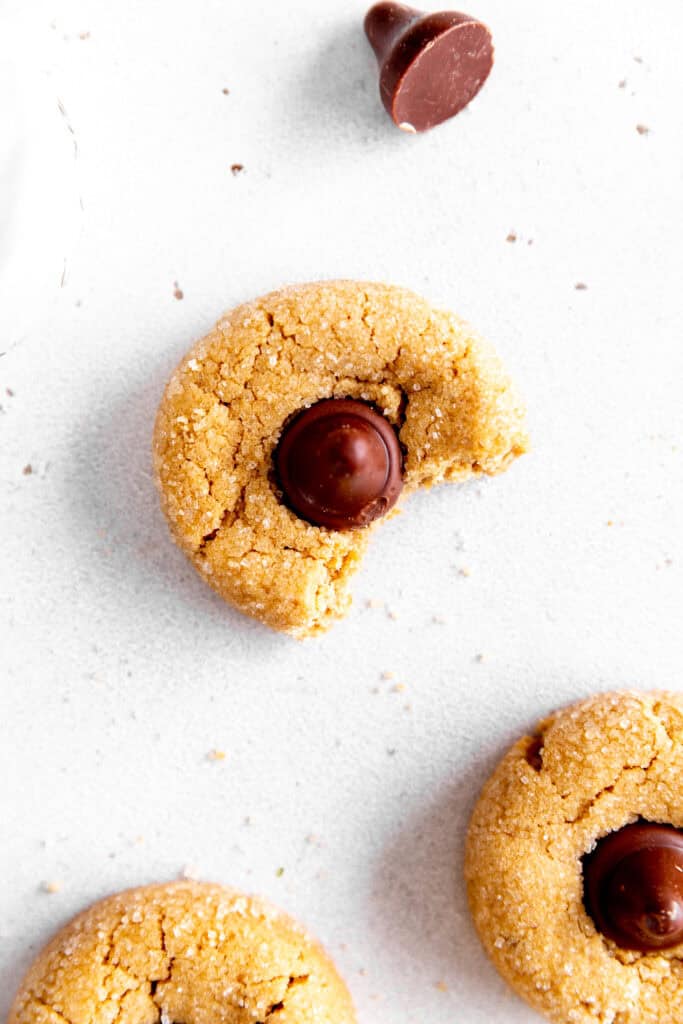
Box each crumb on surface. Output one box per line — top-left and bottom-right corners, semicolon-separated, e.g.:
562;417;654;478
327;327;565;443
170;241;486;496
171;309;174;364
173;281;184;300
574;282;588;291
618;78;627;88
506;232;517;243
42;881;62;894
435;980;448;992
180;864;201;881
381;670;394;680
231;163;244;175
222;87;230;95
22;464;33;476
636;123;650;135
206;748;226;761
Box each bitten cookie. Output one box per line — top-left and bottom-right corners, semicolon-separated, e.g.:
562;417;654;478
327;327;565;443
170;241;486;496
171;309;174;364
9;881;356;1024
465;690;683;1024
154;281;527;637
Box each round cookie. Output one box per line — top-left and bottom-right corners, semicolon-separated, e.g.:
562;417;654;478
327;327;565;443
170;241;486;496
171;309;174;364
9;881;355;1024
153;280;528;637
465;690;683;1024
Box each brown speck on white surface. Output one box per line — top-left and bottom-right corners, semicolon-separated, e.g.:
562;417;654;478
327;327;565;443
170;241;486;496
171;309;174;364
6;388;14;397
206;748;226;761
78;31;90;39
222;87;230;95
458;566;471;578
575;282;588;291
435;980;448;992
22;464;33;476
386;608;399;620
392;683;406;693
230;163;244;175
173;281;184;300
636;123;650;135
618;78;627;88
42;880;62;894
57;98;78;158
506;231;517;243
633;55;644;63
381;670;394;680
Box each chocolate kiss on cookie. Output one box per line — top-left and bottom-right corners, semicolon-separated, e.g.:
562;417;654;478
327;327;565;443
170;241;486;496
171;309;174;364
154;281;527;637
275;398;403;530
584;822;683;951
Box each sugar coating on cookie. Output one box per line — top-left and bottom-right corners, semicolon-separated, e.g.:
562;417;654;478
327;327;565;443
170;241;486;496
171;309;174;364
153;280;528;637
465;690;683;1024
9;880;356;1023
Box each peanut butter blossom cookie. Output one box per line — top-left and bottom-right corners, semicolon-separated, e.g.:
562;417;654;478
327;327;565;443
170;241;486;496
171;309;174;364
9;881;356;1024
465;690;683;1024
153;280;527;637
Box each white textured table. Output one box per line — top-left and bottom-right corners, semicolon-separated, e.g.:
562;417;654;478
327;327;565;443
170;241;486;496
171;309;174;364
1;1;682;1020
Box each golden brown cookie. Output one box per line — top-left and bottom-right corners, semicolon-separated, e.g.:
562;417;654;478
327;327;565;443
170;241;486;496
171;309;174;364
465;690;683;1024
153;280;528;637
9;881;356;1024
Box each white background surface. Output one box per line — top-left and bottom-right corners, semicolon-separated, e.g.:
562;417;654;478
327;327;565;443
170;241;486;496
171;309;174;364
1;1;682;1020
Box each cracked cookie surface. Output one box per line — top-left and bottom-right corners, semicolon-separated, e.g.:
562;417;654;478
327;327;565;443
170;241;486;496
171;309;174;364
9;881;356;1024
465;690;683;1024
153;280;528;637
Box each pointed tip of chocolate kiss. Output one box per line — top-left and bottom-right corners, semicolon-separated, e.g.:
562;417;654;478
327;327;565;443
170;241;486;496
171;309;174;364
364;2;494;132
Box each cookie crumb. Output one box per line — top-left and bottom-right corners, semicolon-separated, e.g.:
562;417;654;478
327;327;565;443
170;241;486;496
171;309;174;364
458;566;471;578
22;464;33;476
506;232;517;243
435;980;448;992
222;87;230;95
180;864;201;881
386;608;399;621
230;163;244;175
618;79;627;89
173;281;184;300
206;749;226;762
6;387;14;397
42;881;62;894
636;123;650;135
574;282;588;291
381;670;394;680
392;683;406;693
